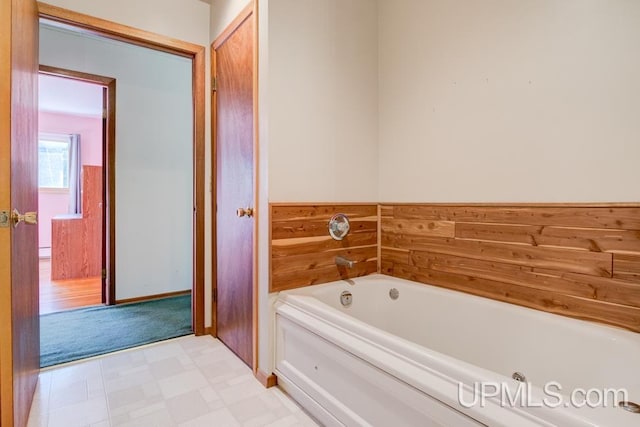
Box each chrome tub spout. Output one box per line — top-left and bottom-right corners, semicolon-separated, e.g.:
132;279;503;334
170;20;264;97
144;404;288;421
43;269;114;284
335;255;355;268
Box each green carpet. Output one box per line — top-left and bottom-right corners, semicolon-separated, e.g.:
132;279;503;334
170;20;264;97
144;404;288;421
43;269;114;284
40;295;192;368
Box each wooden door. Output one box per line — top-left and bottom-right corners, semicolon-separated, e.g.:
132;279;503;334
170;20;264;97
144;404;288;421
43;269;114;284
0;0;40;426
213;8;255;368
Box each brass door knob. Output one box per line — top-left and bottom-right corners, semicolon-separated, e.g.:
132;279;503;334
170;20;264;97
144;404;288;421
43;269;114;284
11;209;37;227
236;207;254;218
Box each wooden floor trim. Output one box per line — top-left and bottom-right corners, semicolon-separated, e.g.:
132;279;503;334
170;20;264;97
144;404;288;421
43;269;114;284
115;290;191;305
254;370;277;388
379;202;640;208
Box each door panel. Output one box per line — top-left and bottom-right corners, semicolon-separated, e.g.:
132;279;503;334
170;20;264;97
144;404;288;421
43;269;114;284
0;0;40;426
214;11;255;368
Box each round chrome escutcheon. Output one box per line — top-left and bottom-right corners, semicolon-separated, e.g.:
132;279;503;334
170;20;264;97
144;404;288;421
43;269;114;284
328;213;350;241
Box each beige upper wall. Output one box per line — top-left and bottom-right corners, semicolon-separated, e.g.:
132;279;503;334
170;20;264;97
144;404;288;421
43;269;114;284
210;0;251;41
255;0;379;373
42;0;210;45
213;0;379;204
267;0;379;202
378;0;640;202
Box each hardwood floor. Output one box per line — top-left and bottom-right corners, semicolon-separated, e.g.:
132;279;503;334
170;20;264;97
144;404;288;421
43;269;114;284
39;258;102;315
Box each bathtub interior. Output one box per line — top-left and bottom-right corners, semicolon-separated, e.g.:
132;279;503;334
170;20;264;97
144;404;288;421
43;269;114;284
280;275;640;401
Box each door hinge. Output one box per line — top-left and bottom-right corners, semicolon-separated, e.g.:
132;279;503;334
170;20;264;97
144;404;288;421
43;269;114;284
0;210;9;228
212;76;217;92
102;269;107;279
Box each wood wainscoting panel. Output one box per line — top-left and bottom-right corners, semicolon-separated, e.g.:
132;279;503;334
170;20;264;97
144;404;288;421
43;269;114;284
381;204;640;332
455;222;640;254
270;204;378;292
391;205;640;229
383;234;612;277
613;254;640;281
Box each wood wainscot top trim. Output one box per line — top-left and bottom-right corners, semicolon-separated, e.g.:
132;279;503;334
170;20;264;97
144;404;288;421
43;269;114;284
379;202;640;208
270;202;379;207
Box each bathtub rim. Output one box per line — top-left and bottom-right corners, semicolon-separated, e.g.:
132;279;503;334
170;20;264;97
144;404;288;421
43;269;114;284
278;274;640;345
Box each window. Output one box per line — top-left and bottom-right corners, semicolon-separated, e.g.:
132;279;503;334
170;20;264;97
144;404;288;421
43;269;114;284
38;134;71;189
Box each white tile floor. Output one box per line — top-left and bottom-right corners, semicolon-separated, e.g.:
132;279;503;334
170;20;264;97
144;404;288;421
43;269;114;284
28;335;320;427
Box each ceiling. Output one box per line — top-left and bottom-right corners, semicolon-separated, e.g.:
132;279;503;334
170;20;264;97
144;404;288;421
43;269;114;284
39;74;103;117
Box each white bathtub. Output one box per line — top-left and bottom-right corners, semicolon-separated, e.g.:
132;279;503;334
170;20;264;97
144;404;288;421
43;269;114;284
274;274;640;426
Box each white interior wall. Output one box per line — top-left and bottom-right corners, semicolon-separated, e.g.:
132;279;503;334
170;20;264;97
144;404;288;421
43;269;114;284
378;0;640;202
259;0;640;371
258;0;379;372
267;0;379;202
41;24;194;301
41;0;213;323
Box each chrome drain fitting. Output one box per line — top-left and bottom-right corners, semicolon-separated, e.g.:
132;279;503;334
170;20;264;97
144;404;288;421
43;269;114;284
619;401;640;413
340;291;352;307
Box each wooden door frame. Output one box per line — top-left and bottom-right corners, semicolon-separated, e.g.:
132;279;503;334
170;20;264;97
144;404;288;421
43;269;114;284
211;1;260;373
38;65;116;305
38;2;207;334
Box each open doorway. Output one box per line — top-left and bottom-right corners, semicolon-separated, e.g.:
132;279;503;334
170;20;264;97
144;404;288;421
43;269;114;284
37;68;115;315
35;6;205;367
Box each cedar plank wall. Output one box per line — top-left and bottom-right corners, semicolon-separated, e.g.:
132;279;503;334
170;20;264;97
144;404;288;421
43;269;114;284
270;204;378;292
380;204;640;333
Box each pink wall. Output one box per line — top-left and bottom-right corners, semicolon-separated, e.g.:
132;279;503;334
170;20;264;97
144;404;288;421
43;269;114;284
39;111;103;249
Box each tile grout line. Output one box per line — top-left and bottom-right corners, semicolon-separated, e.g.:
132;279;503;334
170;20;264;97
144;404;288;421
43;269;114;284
44;370;52;427
98;356;111;426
